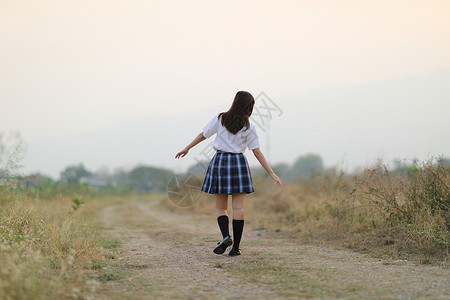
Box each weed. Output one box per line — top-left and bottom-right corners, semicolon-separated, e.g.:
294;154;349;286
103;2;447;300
100;237;121;249
72;195;84;211
97;271;123;283
92;262;105;270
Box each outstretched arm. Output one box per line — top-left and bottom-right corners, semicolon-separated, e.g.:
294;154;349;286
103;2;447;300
175;132;206;159
252;148;282;187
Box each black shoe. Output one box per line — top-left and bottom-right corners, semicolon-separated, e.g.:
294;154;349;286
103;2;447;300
228;248;241;256
213;235;232;254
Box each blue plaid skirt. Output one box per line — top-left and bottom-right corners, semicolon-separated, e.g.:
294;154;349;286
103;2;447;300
201;150;255;194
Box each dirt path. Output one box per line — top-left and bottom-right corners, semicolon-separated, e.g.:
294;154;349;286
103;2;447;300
98;197;449;299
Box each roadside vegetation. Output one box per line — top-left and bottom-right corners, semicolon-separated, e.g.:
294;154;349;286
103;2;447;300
190;157;449;266
1;131;448;299
0;185;125;299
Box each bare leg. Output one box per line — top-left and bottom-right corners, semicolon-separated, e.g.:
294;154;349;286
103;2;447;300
215;194;228;218
231;193;245;220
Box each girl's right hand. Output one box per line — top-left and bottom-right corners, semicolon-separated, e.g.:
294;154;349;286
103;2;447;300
175;148;189;159
270;172;282;188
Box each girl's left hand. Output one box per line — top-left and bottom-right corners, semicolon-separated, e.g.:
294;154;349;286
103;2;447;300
270;172;282;188
175;148;189;159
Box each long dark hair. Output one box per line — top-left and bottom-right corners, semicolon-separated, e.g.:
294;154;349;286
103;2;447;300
219;91;255;134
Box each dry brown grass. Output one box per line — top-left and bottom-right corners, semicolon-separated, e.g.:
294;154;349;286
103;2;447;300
0;189;113;300
2;159;446;299
185;160;449;266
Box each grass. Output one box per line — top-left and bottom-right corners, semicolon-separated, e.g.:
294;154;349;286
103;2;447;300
100;237;121;249
0;188;126;299
189;158;449;266
97;270;124;283
221;250;374;298
0;157;448;299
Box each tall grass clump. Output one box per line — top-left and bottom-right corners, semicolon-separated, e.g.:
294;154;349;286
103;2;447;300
0;186;110;299
338;159;449;263
234;158;449;265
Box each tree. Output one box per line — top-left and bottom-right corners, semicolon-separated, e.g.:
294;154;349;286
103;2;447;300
287;153;324;180
60;163;92;184
128;165;174;192
272;162;290;179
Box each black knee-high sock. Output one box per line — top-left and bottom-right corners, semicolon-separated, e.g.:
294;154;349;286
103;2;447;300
217;215;230;238
232;219;244;249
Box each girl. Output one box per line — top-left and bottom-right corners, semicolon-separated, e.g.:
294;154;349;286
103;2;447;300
175;91;282;256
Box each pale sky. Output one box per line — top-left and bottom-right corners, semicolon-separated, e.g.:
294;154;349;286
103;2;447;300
1;0;450;177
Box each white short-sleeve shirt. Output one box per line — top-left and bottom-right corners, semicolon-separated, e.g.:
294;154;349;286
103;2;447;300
203;114;260;153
